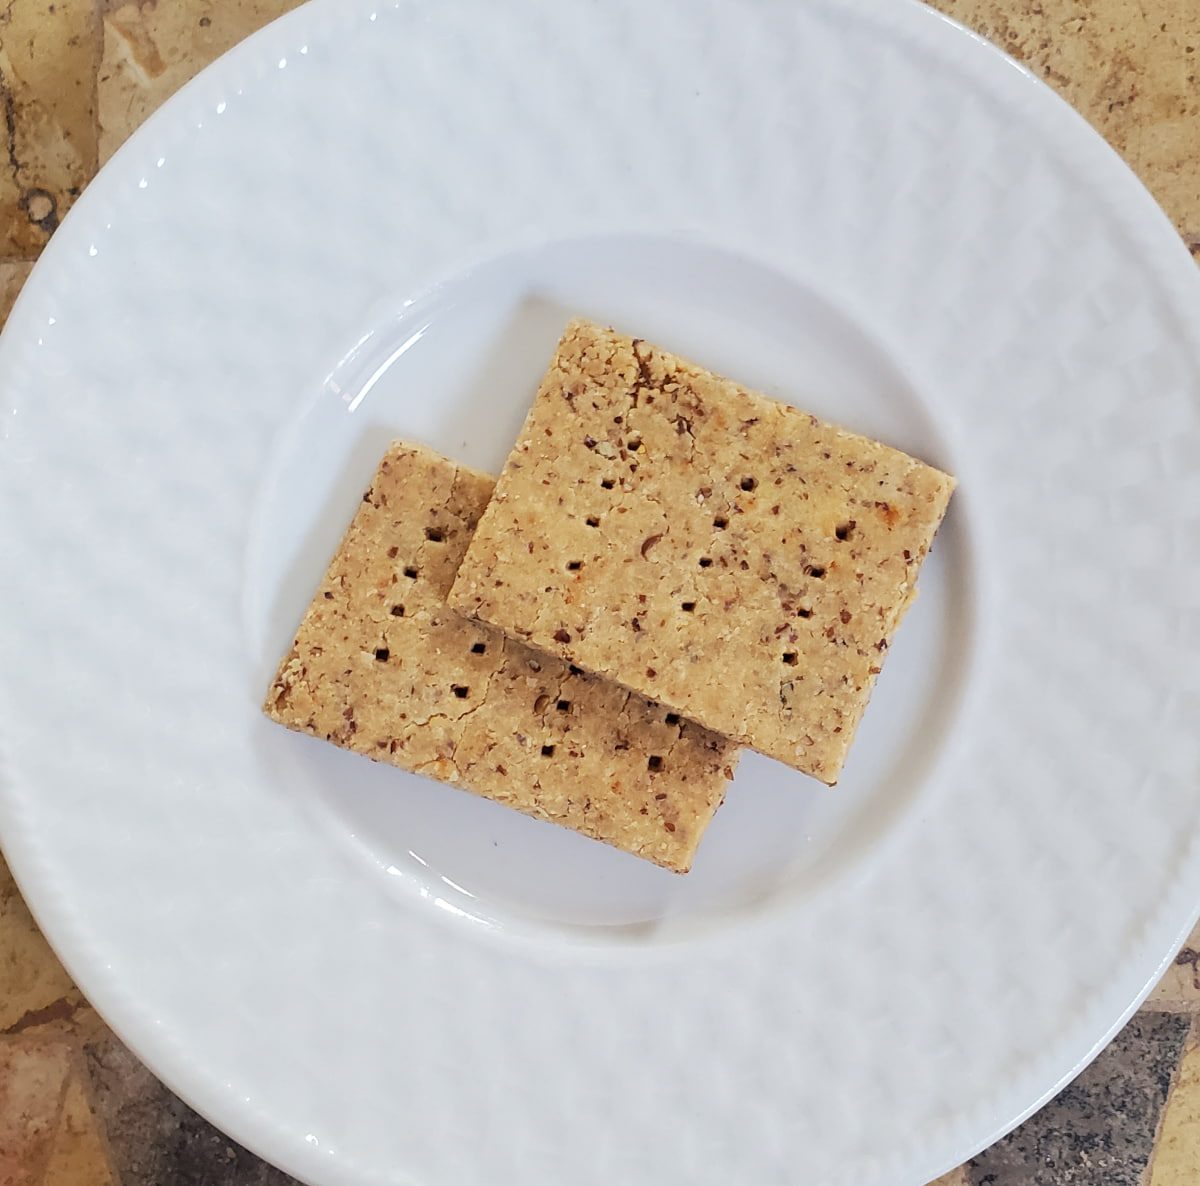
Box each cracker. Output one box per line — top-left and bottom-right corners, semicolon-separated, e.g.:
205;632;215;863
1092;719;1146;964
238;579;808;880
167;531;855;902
264;441;736;872
448;321;955;782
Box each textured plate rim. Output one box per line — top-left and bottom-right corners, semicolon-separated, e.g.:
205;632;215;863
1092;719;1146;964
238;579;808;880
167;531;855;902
1;1;1199;1184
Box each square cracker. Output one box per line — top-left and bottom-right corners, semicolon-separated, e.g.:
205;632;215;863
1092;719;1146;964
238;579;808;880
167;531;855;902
264;441;736;872
448;320;955;782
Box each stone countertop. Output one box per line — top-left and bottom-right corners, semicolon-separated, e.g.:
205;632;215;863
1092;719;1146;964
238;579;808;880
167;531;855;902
1;2;1199;1184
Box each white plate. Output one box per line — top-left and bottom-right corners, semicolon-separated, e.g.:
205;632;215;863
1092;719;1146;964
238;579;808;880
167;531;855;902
2;1;1199;1183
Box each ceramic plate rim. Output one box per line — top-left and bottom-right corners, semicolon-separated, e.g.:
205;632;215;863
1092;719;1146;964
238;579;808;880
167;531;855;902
2;1;1200;1184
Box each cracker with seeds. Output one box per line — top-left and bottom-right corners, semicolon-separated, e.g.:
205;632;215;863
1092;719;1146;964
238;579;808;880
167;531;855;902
264;441;736;872
448;320;955;783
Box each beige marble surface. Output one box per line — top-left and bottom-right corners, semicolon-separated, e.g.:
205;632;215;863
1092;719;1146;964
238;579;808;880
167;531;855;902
1;1;1198;1183
1149;1026;1200;1186
0;0;97;254
98;0;300;162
